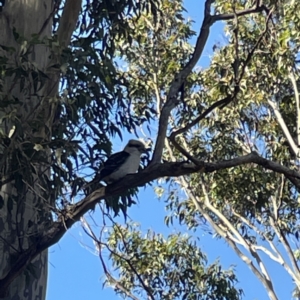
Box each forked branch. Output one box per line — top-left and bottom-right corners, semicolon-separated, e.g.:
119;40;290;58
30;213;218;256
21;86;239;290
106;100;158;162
151;0;270;164
1;149;300;295
170;7;273;141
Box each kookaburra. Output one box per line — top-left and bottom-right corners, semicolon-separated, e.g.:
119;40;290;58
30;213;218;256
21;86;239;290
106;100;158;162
97;139;146;184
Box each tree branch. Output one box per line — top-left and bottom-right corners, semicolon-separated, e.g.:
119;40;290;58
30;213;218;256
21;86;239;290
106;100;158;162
1;151;300;293
150;0;214;164
269;217;300;286
170;7;272;141
151;0;270;164
232;208;299;284
226;238;278;300
289;71;300;148
81;218;141;300
268;99;299;157
56;0;82;47
176;170;279;300
212;2;270;22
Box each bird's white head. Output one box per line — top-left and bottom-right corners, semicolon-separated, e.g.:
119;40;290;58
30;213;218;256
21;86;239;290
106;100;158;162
124;139;146;154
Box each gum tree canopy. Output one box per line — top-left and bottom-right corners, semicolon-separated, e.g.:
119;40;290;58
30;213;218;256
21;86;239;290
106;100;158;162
0;0;300;300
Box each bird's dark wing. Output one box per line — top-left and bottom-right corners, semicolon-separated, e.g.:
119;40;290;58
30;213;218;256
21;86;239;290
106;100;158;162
84;151;131;193
99;151;130;178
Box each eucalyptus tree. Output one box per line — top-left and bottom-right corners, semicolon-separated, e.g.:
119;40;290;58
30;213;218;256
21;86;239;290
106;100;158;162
0;0;160;299
0;0;297;300
99;0;300;299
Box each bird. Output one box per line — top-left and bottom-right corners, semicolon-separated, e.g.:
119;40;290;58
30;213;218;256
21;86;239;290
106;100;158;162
96;139;147;184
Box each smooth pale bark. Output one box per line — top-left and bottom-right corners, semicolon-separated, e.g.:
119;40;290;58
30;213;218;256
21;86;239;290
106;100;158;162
0;0;81;297
0;1;52;299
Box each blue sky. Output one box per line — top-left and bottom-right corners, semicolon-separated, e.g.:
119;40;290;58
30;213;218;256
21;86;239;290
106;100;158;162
47;1;293;299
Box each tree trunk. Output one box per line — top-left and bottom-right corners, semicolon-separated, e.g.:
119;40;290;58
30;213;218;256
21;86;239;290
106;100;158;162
0;1;53;299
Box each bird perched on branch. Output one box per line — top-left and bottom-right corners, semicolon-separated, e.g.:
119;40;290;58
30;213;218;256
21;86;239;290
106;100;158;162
96;139;147;184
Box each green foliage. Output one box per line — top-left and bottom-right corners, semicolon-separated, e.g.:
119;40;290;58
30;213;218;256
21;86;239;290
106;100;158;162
105;223;242;300
0;0;162;210
72;0;300;297
116;0;196;117
2;0;300;298
160;0;300;225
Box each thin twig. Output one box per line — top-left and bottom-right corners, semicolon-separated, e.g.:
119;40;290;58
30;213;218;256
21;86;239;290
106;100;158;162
268;99;298;156
113;224;156;300
81;217;140;300
269;217;300;285
289;71;300;148
212;2;269;22
37;0;61;37
169;95;235;139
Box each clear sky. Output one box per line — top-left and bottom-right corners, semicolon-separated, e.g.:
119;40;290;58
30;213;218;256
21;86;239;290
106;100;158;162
47;1;293;300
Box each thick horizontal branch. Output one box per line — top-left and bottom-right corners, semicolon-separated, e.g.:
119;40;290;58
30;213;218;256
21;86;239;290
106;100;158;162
1;151;299;293
39;152;300;249
0;1;273;296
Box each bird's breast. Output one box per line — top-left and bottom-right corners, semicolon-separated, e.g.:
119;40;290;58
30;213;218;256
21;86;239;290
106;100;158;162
120;153;141;173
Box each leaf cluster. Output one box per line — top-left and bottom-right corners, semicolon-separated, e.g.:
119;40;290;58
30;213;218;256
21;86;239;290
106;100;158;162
105;223;242;300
